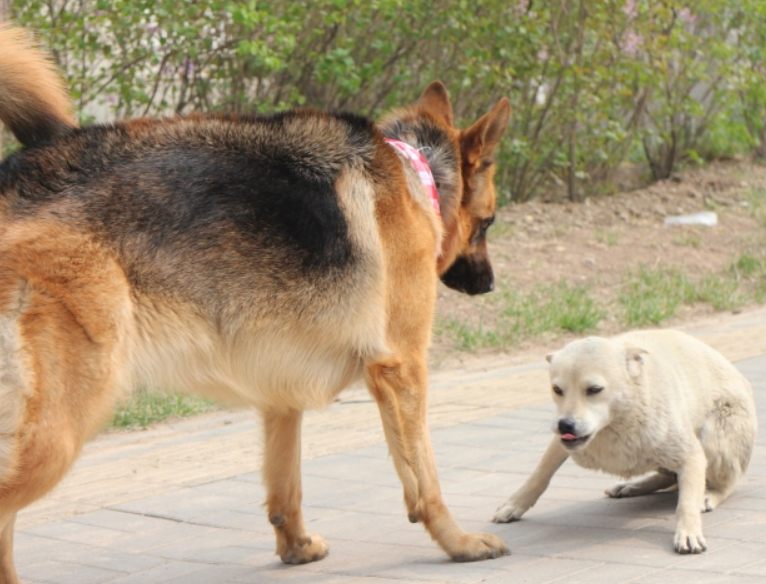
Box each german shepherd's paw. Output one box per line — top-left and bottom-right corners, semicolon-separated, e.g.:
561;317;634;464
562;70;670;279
279;534;329;564
673;529;707;554
448;532;509;562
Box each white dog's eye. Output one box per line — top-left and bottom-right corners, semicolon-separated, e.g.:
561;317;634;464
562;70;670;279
586;386;604;396
552;385;563;396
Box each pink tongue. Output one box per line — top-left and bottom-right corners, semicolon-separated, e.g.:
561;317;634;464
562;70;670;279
562;433;578;440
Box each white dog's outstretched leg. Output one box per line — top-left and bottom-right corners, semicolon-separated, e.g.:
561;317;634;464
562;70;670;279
606;469;677;498
704;483;737;512
674;444;708;554
493;437;568;523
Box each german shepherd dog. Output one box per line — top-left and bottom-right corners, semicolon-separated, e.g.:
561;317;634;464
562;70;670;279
0;25;510;579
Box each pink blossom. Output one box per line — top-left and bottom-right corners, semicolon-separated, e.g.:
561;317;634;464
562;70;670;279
678;7;697;25
513;0;529;16
622;0;638;21
621;29;644;57
537;46;549;61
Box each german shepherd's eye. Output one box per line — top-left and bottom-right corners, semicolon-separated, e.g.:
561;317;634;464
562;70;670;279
586;386;604;396
480;216;495;233
552;385;563;396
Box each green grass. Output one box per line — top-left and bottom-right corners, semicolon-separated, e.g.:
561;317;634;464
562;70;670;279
440;281;604;352
732;252;766;303
618;265;696;326
595;229;618;246
733;252;766;276
439;258;765;352
618;265;742;326
112;389;216;429
441;316;501;352
673;232;702;248
746;188;766;227
501;281;604;336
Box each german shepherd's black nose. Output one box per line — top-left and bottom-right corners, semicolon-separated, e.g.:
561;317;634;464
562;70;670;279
440;255;494;295
558;419;577;435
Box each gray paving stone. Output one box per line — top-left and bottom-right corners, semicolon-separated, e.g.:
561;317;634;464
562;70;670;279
300;510;413;541
179;508;273;533
230;566;358;583
23;520;129;547
57;546;168;574
150;529;274;561
631;567;766;583
13;326;766;583
494;561;659;584
734;558;766;577
100;560;210;584
310;484;403;512
18;560;123;584
66;509;193;533
673;541;766;574
479;555;602;584
157;565;255;584
101;523;219;554
14;533;93;567
288;539;506;582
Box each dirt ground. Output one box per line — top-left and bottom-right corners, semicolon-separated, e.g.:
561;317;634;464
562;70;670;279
431;160;766;368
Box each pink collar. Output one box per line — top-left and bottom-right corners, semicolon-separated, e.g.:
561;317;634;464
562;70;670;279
385;138;440;217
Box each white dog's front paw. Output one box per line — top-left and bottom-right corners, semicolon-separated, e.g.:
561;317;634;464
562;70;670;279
674;529;707;554
492;500;527;523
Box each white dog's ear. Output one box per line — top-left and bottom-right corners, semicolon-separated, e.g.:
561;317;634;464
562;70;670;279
625;347;648;378
545;352;556;364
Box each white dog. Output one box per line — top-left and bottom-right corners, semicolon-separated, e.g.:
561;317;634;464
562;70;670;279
493;330;757;554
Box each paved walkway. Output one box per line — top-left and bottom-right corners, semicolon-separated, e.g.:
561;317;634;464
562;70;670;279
14;308;766;583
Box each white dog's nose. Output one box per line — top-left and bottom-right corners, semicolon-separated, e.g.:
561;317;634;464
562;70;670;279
558;419;576;435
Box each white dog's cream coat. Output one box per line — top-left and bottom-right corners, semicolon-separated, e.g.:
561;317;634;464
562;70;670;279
493;329;757;554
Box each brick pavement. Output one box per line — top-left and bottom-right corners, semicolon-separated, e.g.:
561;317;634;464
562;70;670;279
13;307;766;583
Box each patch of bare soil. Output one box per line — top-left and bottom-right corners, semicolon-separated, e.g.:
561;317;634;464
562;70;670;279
431;160;766;368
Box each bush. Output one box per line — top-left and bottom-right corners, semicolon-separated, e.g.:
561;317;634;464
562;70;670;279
9;0;766;201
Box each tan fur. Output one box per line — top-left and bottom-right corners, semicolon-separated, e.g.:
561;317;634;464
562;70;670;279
0;25;76;145
0;25;512;579
493;329;757;555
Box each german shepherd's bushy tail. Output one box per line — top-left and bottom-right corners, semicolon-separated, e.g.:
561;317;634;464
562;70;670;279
0;24;77;147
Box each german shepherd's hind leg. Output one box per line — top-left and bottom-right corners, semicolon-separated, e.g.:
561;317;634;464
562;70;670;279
262;408;328;564
0;222;133;580
366;357;508;561
0;513;19;584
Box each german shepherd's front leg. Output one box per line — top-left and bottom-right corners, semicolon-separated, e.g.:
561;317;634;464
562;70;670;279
366;358;509;561
261;408;328;564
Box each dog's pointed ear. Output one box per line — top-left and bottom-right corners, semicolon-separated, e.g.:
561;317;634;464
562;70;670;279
626;347;648;378
418;80;454;128
545;352;556;364
461;98;511;167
